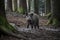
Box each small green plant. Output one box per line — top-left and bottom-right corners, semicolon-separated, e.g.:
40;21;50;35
17;6;25;14
46;12;59;26
0;16;16;33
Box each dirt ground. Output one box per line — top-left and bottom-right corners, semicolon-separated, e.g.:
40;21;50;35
0;13;60;40
6;15;48;27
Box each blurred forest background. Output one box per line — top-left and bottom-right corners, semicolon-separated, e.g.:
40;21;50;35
0;0;60;40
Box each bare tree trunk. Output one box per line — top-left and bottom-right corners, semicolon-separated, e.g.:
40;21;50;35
12;0;17;11
0;0;16;34
17;0;27;14
26;0;30;13
30;0;34;13
7;0;12;11
51;0;60;27
20;0;27;14
0;0;7;35
34;0;39;14
0;0;6;17
45;0;51;14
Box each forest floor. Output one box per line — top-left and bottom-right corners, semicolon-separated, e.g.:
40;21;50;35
0;27;60;40
6;12;48;27
0;12;60;40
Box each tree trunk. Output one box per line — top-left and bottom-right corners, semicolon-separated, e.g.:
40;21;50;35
17;0;27;14
45;0;51;14
26;0;30;13
51;0;60;27
22;0;27;14
7;0;12;11
34;0;39;14
30;0;34;13
12;0;17;11
20;0;27;14
0;0;16;34
0;0;6;17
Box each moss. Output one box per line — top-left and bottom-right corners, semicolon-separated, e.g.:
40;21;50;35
46;13;52;19
17;6;25;14
47;18;53;25
0;16;16;33
46;12;60;27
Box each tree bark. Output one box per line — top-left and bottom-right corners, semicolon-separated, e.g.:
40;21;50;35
45;0;51;14
7;0;12;11
0;0;6;17
17;0;27;14
0;0;16;34
51;0;60;27
30;0;34;13
12;0;17;11
26;0;30;13
34;0;39;14
20;0;27;14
